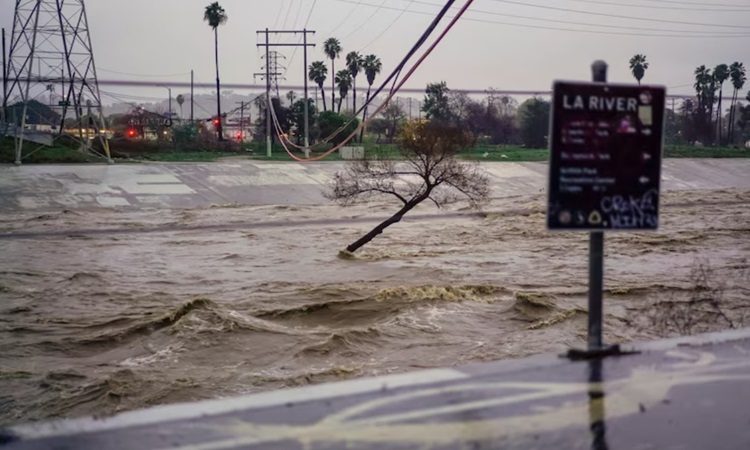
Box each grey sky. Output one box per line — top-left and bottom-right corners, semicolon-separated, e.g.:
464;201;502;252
2;0;749;104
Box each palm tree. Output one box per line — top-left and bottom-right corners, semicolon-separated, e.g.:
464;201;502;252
728;62;746;143
286;90;297;107
335;70;352;113
629;54;648;85
346;51;363;114
176;94;185;118
694;65;717;143
204;2;228;140
323;38;342;113
713;64;729;144
308;61;328;112
360;54;382;140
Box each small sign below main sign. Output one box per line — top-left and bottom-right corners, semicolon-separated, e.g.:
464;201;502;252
547;81;666;231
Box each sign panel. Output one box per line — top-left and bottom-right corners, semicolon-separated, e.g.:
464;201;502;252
57;100;69;107
547;81;666;231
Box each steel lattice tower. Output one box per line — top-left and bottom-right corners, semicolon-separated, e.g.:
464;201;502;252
253;51;286;99
3;0;111;164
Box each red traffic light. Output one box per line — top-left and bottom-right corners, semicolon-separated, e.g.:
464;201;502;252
126;128;137;138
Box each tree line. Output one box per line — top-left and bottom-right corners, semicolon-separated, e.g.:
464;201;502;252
629;54;748;147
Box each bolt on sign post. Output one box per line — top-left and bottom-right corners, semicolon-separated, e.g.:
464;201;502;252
547;61;666;353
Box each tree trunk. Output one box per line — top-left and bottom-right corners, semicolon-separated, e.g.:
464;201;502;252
331;59;336;113
728;89;737;143
345;195;426;253
338;95;343;113
359;86;371;142
320;84;327;112
708;94;715;145
214;27;223;141
352;77;357;116
717;86;723;145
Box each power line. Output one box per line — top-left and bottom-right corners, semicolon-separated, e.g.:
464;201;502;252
272;0;286;29
290;0;305;30
486;0;750;29
303;0;319;27
640;0;750;7
281;0;296;29
342;0;389;40
563;0;750;11
405;0;749;34
271;0;461;151
274;0;478;161
330;0;750;37
326;0;363;37
285;0;318;76
360;0;416;51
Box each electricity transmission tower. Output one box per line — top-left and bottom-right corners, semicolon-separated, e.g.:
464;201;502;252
253;51;286;99
4;0;112;164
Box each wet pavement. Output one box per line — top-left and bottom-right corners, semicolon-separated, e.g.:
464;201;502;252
1;159;750;212
2;328;750;449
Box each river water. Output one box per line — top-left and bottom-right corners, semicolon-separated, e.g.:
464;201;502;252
1;188;749;425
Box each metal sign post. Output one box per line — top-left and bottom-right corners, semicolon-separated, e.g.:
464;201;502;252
589;61;606;351
548;61;666;356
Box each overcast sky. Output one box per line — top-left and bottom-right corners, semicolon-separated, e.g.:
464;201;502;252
2;0;748;104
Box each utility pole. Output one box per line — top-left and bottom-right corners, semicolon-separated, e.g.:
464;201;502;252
256;29;315;158
236;100;247;141
408;97;412;120
190;70;194;122
303;29;312;152
262;29;271;157
2;28;7;127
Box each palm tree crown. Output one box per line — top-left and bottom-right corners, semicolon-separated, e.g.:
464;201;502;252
714;64;730;86
204;2;227;29
363;54;382;87
346;51;363;79
308;61;328;112
629;54;648;85
730;62;747;91
286;90;296;106
323;38;342;113
335;70;352;113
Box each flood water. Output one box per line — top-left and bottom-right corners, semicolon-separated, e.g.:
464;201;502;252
1;188;749;425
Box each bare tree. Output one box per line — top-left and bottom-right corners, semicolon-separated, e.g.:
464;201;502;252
326;121;490;253
381;102;406;143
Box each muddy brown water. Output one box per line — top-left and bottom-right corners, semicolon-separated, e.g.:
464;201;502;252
1;189;749;425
